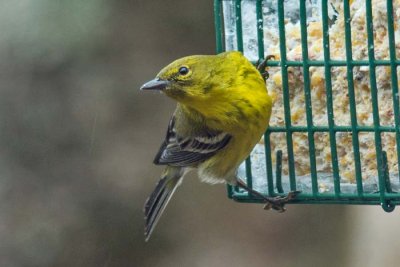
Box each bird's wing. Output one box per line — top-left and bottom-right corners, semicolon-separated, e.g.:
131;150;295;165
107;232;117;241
153;116;232;167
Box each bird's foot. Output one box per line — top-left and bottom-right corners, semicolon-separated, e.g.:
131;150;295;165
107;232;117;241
263;191;301;213
256;55;275;81
235;179;299;213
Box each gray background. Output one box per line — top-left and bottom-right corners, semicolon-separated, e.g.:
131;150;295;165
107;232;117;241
1;1;399;266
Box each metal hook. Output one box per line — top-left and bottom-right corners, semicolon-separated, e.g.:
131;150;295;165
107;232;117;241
381;150;395;212
276;150;284;193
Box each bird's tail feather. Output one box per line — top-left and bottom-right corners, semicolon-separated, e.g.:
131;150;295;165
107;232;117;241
144;167;184;241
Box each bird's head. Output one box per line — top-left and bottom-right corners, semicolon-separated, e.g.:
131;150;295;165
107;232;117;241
140;52;265;118
141;54;221;100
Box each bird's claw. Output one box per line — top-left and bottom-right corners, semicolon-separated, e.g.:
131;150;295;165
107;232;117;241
263;191;301;212
256;55;275;81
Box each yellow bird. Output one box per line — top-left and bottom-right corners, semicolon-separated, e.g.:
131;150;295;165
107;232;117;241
140;51;296;241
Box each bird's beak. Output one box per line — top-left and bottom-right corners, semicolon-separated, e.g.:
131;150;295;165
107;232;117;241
140;78;169;91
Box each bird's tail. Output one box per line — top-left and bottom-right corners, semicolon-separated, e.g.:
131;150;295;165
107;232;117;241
144;166;184;241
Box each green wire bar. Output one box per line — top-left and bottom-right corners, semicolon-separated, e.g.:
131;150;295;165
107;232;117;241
299;0;318;196
277;0;297;192
214;0;400;211
387;0;400;183
343;0;364;196
321;0;340;197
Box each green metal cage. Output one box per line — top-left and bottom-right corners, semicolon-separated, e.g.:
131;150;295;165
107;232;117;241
214;0;400;212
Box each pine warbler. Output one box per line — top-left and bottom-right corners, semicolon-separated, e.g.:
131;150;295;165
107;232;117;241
140;51;297;241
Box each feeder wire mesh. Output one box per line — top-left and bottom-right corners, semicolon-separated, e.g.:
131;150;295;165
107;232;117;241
214;0;400;212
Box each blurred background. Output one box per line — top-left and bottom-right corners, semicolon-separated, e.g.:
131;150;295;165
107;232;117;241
1;1;400;266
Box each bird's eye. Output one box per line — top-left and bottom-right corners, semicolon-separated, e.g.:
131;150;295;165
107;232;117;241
178;66;189;76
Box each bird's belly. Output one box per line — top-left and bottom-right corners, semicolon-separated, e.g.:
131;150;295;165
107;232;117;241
197;132;260;185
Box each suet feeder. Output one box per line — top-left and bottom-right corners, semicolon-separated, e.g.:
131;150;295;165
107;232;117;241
214;0;400;212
